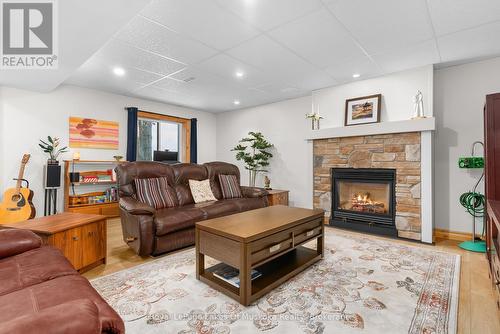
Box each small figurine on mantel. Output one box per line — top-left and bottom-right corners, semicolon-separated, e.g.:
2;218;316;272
412;90;426;119
264;175;272;190
306;103;323;130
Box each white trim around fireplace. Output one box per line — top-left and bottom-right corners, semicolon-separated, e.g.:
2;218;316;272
421;131;434;244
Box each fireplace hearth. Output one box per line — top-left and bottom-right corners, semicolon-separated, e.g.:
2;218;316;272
330;168;397;237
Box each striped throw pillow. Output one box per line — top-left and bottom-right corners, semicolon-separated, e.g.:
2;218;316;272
218;174;242;199
134;177;176;209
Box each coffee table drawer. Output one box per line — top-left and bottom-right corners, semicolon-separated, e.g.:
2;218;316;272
250;229;293;265
294;219;323;244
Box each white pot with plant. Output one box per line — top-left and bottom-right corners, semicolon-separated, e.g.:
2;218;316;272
232;131;273;187
38;136;68;165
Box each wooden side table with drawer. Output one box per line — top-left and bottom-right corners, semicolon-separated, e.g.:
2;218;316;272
1;212;107;273
266;189;289;206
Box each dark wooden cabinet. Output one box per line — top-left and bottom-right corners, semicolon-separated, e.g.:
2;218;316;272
485;93;500;307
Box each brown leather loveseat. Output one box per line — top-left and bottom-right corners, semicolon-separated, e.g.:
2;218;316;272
0;229;124;334
116;161;268;256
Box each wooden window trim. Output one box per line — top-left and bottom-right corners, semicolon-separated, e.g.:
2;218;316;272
137;110;191;163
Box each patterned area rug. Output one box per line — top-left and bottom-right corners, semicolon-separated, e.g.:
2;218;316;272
91;229;460;334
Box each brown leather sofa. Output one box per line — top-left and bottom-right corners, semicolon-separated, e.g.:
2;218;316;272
0;229;124;334
116;161;268;256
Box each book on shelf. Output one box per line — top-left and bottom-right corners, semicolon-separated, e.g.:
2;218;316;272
212;264;262;288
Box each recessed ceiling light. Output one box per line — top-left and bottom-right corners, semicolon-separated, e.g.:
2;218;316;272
233;100;240;105
113;67;126;77
235;71;244;78
352;73;360;78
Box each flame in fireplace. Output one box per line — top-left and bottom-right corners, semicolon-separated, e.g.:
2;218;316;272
355;193;372;204
350;192;386;214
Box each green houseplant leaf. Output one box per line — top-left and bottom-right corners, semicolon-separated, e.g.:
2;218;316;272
232;132;274;187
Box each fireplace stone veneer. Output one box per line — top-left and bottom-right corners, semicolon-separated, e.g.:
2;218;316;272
313;132;422;240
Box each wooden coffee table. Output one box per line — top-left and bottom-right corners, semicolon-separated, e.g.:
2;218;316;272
195;205;324;306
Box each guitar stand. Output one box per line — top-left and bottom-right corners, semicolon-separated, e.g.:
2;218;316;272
13;178;29;188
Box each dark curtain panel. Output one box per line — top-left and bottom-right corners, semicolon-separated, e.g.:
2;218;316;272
126;107;138;162
190;118;198;164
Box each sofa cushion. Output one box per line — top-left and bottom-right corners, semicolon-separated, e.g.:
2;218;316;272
0;275;124;334
0;246;77;297
218;174;243;199
0;229;41;259
189;179;218;203
231;197;267;212
172;163;208;206
196;200;240;219
155;206;206;236
134;177;177;209
115;161;175;198
204;162;240;200
0;299;102;334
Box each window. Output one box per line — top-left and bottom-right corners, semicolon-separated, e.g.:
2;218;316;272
136;111;190;162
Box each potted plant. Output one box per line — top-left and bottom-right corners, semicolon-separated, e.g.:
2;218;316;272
232;132;273;187
39;136;68;165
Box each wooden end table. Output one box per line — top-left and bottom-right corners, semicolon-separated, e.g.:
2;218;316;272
1;212;107;273
196;205;324;306
266;189;289;206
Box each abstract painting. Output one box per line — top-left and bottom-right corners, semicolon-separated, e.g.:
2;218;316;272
69;117;119;149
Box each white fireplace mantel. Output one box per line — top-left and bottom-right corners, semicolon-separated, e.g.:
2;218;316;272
305;117;436;141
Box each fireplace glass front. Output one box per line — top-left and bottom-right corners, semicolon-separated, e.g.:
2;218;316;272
337;181;391;215
331;168;397;237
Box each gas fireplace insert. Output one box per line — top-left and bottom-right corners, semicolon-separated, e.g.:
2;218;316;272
330;168;397;237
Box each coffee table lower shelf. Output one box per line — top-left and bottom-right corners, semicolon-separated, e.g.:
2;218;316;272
199;246;321;305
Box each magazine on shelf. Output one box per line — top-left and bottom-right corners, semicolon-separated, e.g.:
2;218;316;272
212;264;262;288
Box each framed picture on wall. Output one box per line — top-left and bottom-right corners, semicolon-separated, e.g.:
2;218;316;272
344;94;382;126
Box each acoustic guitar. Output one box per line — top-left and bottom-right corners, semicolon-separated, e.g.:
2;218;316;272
0;154;36;223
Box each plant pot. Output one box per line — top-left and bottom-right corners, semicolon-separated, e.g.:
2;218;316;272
47;159;59;165
249;170;257;187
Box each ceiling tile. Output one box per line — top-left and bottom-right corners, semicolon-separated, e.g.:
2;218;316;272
299;71;338;91
115;16;218;64
438;21;500;63
427;0;500;36
216;0;323;31
269;8;366;68
371;39;440;73
95;40;186;76
66;58;162;96
197;53;273;87
134;85;205;109
325;0;434;55
141;0;260;50
226;35;319;86
325;57;382;83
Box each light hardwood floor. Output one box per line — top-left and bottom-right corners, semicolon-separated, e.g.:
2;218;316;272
84;218;500;333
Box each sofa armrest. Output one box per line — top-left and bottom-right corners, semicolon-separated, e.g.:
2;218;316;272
241;186;269;198
0;299;102;334
119;196;156;216
0;229;42;259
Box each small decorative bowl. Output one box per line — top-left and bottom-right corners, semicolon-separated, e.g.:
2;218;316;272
113;155;123;162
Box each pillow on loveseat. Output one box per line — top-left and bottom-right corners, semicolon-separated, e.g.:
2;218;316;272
218;174;243;199
134;177;176;209
189;179;218;203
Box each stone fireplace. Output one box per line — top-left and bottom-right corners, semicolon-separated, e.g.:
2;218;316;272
313;132;423;240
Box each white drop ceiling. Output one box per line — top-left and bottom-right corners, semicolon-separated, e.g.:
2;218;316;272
5;0;500;112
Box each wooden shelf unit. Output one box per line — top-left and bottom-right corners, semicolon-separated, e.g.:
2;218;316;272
64;160;125;217
485;93;500;309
